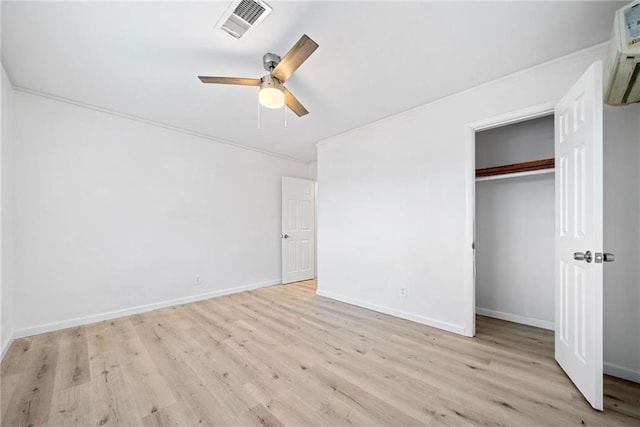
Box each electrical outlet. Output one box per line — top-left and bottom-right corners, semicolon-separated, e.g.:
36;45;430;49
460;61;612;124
195;276;201;286
400;287;408;297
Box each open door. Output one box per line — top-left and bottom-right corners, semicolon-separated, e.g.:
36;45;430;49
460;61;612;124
281;177;315;284
554;61;604;410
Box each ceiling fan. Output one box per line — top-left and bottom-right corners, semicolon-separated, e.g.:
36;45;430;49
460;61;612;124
198;34;318;117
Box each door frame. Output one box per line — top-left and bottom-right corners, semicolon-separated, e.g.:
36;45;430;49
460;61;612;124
463;101;557;337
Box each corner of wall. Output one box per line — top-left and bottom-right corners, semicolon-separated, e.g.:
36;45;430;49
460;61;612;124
0;332;14;361
1;62;15;361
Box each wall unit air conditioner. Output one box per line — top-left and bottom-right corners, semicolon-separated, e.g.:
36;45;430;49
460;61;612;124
604;0;640;105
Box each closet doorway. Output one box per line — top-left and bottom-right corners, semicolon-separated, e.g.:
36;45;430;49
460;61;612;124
474;115;555;331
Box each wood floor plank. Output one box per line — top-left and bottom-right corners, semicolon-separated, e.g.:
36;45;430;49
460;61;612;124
604;376;640;419
47;382;92;426
152;315;259;418
305;364;424;425
89;350;142;426
1;337;33;376
140;401;203;427
52;326;90;391
1;279;639;426
2;333;59;426
0;373;21;417
242;403;285;427
134;318;240;425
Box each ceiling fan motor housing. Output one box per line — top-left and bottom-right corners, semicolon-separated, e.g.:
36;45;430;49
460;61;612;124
260;73;284;90
263;52;281;71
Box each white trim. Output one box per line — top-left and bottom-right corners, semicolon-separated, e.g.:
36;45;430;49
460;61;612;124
12;87;306;164
464;101;556;340
317;289;465;335
1;334;14;362
466;101;557;131
475;168;555;182
604;362;640;384
13;279;281;339
463;125;476;337
476;307;554;331
313;179;318;279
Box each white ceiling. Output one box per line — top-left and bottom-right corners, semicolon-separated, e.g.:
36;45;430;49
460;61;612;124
1;1;625;162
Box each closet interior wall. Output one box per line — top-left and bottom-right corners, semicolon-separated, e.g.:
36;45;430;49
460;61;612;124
475;116;555;329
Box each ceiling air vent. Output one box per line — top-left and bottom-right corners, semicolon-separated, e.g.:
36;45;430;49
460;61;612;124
217;0;272;39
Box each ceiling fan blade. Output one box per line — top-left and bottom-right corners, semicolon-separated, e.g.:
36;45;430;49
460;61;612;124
271;34;319;83
284;88;309;117
198;76;261;86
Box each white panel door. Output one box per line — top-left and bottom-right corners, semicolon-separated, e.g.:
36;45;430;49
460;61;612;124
282;177;315;284
554;61;604;410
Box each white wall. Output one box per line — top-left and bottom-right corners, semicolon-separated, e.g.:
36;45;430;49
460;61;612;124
308;161;318;180
475;116;554;168
317;45;608;335
317;44;640;381
308;161;318;277
12;91;307;336
602;104;640;382
475;116;555;329
1;64;15;358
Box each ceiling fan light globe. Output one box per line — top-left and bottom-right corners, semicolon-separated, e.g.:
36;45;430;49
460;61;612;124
259;87;285;109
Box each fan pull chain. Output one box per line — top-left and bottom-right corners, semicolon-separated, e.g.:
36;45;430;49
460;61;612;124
284;103;288;128
257;101;261;129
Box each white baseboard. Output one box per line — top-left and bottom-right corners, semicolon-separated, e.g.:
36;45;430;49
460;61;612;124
316;289;465;335
13;279;281;339
476;307;555;331
1;333;14;362
604;362;640;384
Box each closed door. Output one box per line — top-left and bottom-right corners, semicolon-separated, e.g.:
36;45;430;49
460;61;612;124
554;61;604;410
282;177;315;284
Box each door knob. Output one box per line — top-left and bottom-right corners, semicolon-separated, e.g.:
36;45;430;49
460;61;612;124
594;252;615;263
574;251;592;263
282;234;289;239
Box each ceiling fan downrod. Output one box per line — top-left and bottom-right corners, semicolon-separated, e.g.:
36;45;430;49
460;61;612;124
262;53;281;72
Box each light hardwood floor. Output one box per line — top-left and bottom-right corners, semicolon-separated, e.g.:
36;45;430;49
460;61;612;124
1;279;639;426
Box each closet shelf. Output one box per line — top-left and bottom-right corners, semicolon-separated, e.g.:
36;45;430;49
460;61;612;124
476;158;555;182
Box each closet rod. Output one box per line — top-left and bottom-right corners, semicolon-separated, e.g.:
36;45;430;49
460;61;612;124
476;168;554;182
476;158;555;178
